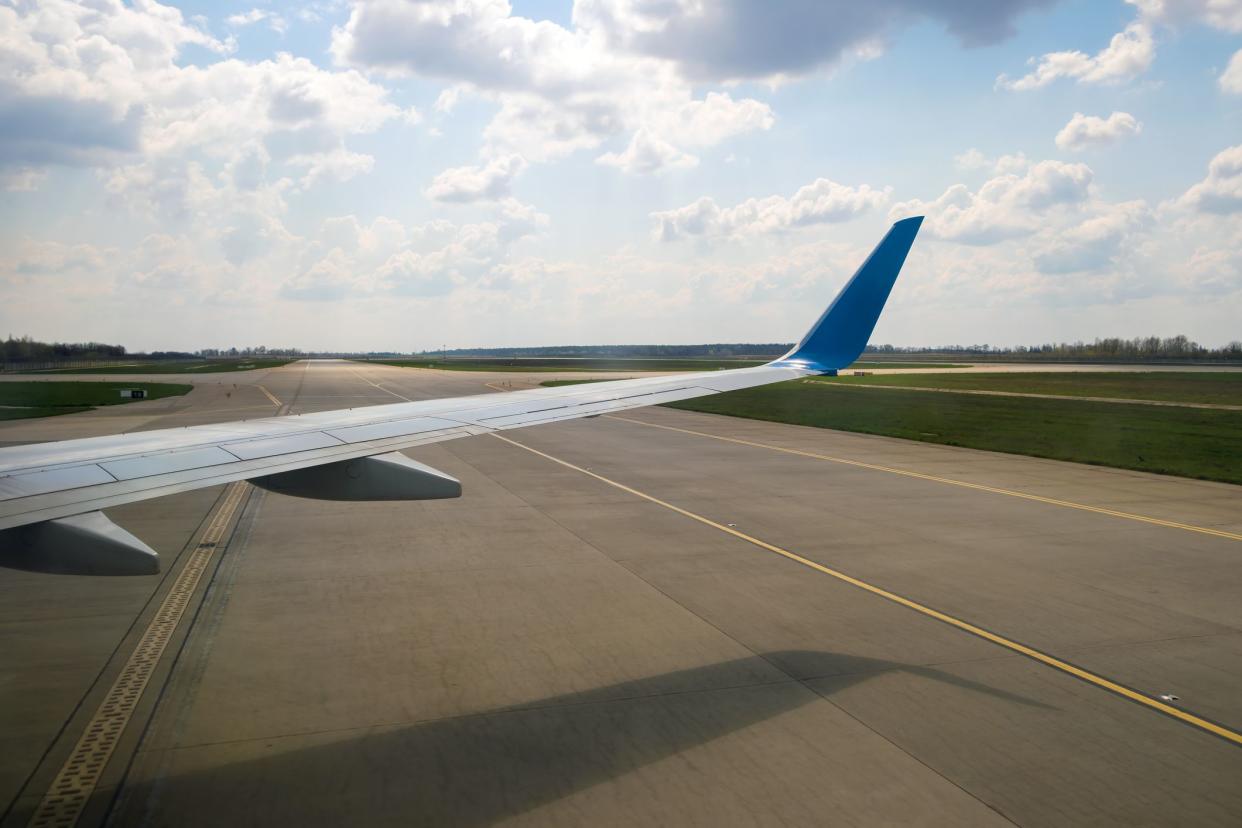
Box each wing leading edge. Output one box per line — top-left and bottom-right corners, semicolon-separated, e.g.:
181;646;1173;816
0;218;922;573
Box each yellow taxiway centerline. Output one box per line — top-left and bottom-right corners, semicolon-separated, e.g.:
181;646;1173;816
491;432;1242;748
607;415;1242;544
256;385;282;407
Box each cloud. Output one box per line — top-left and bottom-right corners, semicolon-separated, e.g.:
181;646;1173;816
954;149;1030;174
286;147;375;189
1031;201;1152;272
653;178;889;241
0;1;399;184
0;92;143;169
1055;112;1142;151
573;0;1055;82
999;1;1242;93
1127;0;1242;32
0;0;232;172
226;8;288;34
4;239;111;277
324;1;810;176
434;86;463;113
890;160;1094;244
279;209;546;302
1221;49;1242;93
425;154;527;202
997;22;1154;90
1;167;46;191
1180;144;1242;213
954;149;990;171
596;129;698;174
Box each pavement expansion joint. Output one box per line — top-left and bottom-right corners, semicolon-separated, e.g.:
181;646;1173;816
25;481;250;828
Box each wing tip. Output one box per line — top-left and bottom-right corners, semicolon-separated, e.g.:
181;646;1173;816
769;217;923;373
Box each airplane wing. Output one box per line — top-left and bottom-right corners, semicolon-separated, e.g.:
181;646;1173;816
0;217;922;574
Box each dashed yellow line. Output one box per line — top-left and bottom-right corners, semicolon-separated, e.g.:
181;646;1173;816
256;385;281;407
27;482;251;828
607;415;1242;543
491;433;1242;748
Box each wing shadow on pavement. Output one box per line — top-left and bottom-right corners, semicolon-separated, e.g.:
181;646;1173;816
110;650;1050;827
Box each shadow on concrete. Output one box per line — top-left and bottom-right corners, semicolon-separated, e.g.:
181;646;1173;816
109;650;1049;827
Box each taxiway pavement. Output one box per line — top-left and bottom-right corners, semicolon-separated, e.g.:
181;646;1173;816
2;360;1240;827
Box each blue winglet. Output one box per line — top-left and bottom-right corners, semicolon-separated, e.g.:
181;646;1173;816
771;216;923;373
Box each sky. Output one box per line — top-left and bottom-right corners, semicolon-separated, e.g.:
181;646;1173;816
1;0;1240;353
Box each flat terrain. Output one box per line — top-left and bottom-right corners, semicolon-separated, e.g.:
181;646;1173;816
370;357;770;372
820;370;1242;405
2;360;1241;827
24;359;293;375
670;381;1242;484
0;381;192;420
368;358;964;372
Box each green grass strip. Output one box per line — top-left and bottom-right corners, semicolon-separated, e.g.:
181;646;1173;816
817;371;1242;406
0;381;192;417
25;359;292;375
666;382;1242;485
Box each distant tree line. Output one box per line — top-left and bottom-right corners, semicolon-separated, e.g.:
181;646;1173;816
414;343;794;359
2;335;127;361
6;335;1240;368
197;346;306;357
864;336;1242;362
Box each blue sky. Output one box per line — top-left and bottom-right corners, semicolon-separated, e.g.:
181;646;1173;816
2;0;1240;352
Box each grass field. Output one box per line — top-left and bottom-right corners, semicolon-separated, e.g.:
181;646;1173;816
850;362;964;369
0;407;84;421
25;359;293;375
0;381;192;420
375;358;964;373
664;382;1242;485
819;371;1242;405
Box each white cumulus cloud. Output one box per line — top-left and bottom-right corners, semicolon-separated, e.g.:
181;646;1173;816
596;129;698;175
1180;144;1242;213
653;178;889;242
327;1;781;175
226;9;288;34
425;154;528;202
997;22;1154;90
1221;49;1242;93
1127;0;1242;32
1055;112;1142;151
890;160;1094;244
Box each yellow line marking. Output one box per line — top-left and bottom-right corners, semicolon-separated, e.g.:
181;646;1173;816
28;482;251;828
350;370;413;402
485;382;511;392
256;385;281;407
491;433;1242;747
607;415;1242;543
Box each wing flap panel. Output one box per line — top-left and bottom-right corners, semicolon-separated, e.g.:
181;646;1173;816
0;465;116;500
100;446;239;481
224;431;346;460
325;416;462;444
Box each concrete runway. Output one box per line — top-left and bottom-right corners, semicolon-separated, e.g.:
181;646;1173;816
2;360;1241;827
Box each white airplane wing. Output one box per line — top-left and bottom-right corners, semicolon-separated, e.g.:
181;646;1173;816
0;218;922;574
